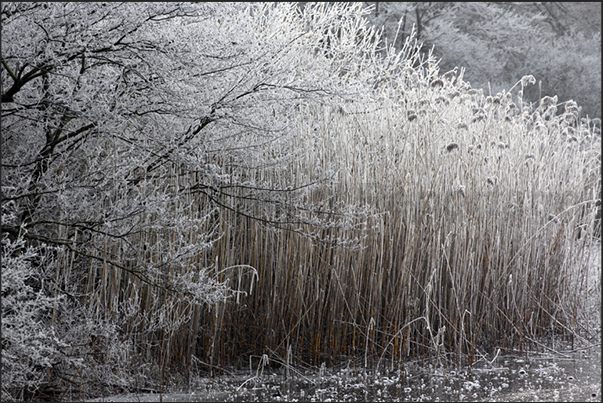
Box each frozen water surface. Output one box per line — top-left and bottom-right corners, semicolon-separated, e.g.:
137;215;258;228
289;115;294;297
83;337;601;403
83;351;600;402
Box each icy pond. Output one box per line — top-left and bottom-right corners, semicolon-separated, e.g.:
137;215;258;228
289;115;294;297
85;346;600;402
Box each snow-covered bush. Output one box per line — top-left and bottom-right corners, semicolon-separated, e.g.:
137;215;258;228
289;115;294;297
1;232;68;400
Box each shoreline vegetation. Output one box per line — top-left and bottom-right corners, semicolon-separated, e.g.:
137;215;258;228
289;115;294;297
1;3;600;401
85;240;602;402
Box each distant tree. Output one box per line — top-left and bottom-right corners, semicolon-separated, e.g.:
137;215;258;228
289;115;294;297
365;2;601;118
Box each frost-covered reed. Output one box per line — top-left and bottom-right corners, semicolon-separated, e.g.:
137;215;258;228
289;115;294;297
47;3;600;385
198;68;601;370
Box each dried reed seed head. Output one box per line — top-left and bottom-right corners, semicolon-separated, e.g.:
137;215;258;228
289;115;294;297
448;90;460;99
562;127;576;136
565;107;580;117
543;105;558;117
430;79;444;88
521;75;536;86
402;66;415;76
565;100;579;113
442;68;457;80
435;96;450;105
540;95;557;109
471;114;486;123
460;94;472;104
446;143;459;152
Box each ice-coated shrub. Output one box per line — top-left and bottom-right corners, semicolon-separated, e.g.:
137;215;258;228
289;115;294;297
1;232;68;400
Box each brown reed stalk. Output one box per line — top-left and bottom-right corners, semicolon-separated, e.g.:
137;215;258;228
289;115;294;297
76;76;599;382
193;93;600;370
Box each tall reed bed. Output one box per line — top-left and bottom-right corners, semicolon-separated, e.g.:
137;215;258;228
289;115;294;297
64;67;600;385
198;75;601;370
